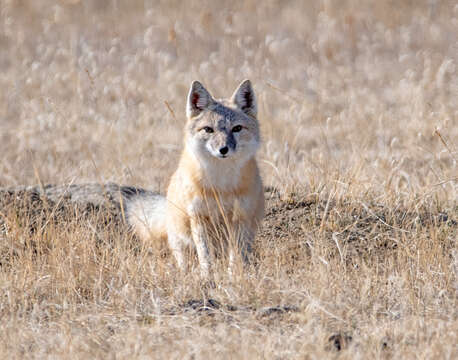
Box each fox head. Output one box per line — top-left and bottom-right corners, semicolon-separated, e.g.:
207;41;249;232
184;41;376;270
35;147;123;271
185;80;260;163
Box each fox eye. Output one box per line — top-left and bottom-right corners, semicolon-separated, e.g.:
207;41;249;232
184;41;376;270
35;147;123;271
202;126;214;133
232;125;243;133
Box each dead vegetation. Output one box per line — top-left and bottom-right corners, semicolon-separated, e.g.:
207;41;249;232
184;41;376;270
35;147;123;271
0;0;457;358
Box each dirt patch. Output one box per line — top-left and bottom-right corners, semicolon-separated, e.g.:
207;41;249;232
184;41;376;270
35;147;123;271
0;186;124;236
0;185;137;266
1;184;456;265
259;187;457;264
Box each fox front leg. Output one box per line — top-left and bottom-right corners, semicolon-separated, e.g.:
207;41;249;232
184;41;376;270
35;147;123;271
227;221;255;277
190;217;211;278
235;222;255;264
167;232;186;271
231;196;261;266
166;213;192;271
227;220;255;270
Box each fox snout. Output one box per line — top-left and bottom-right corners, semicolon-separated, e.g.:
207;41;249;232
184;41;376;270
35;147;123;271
207;132;236;159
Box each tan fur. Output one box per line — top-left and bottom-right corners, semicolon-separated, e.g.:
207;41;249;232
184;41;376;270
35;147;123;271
127;80;264;276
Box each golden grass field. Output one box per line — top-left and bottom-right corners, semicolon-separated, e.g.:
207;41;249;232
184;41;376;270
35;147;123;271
0;0;457;358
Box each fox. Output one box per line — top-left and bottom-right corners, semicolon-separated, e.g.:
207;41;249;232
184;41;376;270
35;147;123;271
126;80;264;276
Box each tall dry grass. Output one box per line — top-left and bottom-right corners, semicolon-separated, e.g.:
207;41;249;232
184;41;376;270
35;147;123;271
0;0;456;358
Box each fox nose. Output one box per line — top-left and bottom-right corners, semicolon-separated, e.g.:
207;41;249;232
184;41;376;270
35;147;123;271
219;146;229;155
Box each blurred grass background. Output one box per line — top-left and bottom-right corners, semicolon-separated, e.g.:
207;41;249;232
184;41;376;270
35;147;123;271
0;0;456;202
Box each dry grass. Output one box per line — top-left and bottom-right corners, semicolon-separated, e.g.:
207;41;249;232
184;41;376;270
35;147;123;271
0;0;457;358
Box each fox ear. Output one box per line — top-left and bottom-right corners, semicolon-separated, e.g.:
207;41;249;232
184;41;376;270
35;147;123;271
186;81;213;118
231;79;257;118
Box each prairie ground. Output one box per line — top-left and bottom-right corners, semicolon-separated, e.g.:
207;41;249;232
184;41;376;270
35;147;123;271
0;0;457;358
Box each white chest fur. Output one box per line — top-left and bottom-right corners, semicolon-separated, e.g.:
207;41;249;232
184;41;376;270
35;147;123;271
199;158;243;190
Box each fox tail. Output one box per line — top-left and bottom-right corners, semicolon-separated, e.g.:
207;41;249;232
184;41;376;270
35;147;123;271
126;192;167;241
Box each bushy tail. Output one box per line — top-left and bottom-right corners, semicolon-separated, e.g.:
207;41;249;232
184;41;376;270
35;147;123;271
125;191;168;241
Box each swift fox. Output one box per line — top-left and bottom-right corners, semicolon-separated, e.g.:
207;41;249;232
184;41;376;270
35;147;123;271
127;80;264;276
